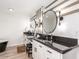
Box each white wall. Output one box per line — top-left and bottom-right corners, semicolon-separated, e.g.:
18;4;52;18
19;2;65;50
0;12;30;47
53;12;79;43
53;12;79;59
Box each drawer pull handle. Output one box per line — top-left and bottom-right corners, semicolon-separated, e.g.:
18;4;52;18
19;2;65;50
47;57;49;59
47;50;52;53
39;45;42;48
34;47;37;52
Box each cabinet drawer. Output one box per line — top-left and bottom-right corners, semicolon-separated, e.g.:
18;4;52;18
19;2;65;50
45;46;61;59
46;51;61;59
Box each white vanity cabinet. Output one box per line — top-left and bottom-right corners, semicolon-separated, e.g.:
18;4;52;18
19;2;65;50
32;40;46;59
32;40;62;59
32;40;77;59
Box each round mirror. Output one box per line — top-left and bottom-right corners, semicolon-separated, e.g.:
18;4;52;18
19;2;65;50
43;11;58;34
30;19;36;31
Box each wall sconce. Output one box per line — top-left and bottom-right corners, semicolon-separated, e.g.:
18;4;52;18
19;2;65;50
59;16;63;25
58;11;64;25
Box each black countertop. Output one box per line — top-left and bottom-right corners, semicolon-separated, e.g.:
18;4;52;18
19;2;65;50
23;32;79;54
34;38;79;54
23;32;34;36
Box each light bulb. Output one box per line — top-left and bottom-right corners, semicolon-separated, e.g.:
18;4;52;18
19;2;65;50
9;8;14;12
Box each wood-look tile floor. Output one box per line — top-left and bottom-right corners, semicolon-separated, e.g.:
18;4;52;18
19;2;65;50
0;47;31;59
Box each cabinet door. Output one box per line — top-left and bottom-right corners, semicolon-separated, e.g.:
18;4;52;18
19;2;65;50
32;40;39;59
37;43;47;59
32;47;38;59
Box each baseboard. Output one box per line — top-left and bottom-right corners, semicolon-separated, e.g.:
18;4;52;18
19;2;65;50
7;43;25;49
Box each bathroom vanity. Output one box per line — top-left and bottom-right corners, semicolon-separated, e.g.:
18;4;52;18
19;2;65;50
32;35;79;59
32;39;62;59
23;32;34;44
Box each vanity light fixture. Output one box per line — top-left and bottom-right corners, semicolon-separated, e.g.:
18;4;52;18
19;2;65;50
59;16;64;25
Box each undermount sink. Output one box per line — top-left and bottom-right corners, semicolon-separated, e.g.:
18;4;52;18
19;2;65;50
27;36;34;38
44;41;70;50
52;43;69;50
37;39;71;50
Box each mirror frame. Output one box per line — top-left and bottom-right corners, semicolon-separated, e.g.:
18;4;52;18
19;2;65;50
43;10;58;34
30;17;38;32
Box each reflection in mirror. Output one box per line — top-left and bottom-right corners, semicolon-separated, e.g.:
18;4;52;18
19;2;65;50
30;18;36;32
43;11;58;34
30;20;35;29
35;8;43;33
36;8;42;27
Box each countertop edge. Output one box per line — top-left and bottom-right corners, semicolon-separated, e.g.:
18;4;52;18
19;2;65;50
33;39;79;54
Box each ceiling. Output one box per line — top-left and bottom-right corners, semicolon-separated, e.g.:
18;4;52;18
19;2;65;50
0;0;78;17
0;0;54;17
